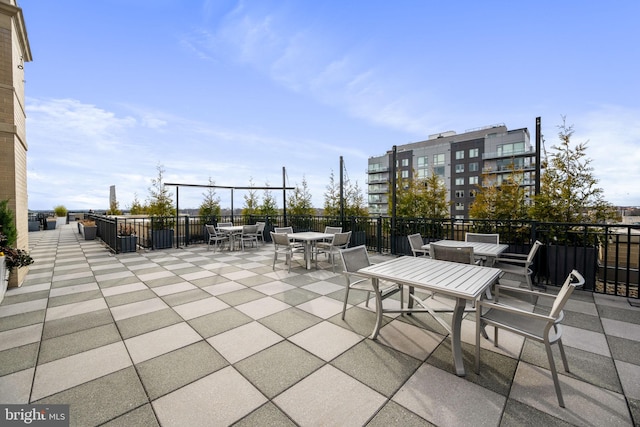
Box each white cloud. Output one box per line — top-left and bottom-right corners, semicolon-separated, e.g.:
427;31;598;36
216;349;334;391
570;106;640;206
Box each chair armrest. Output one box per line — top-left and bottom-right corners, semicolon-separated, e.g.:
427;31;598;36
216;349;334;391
495;257;528;265
499;252;528;259
477;300;556;322
494;284;556;301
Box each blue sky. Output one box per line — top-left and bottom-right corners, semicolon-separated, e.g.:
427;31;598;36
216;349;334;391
20;0;640;211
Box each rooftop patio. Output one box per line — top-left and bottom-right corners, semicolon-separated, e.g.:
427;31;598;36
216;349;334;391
1;224;638;426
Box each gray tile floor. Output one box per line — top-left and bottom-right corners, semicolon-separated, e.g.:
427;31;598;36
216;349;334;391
0;224;638;426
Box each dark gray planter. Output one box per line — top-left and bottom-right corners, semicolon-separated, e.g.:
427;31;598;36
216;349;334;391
152;229;174;249
117;235;138;253
46;219;56;230
28;220;40;232
79;223;97;240
545;245;597;291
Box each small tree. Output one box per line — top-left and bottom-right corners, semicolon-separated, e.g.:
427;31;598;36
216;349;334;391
287;176;315;216
344;179;368;217
529;118;616;224
107;199;122;215
242;177;259;216
469;168;528;221
128;193;146;215
199;177;221;223
390;170;448;218
146;164;175;226
259;182;279;217
323;170;341;217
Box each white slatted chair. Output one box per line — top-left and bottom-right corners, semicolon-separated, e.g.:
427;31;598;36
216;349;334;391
475;270;585;407
205;224;228;252
408;233;429;257
338;245;403;319
494;240;543;291
315;231;352;272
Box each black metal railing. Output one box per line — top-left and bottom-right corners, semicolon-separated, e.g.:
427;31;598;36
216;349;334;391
86;214;639;299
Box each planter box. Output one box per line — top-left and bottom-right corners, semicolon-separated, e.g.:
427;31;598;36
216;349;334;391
28;220;40;232
46;219;57;230
545;245;597;291
79;223;97;240
152;229;174;249
117;235;138;253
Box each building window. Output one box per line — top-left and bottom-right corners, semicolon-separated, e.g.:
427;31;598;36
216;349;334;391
401;170;409;178
416;156;428;179
433;153;445;177
469;176;478;185
469;162;479;172
455;190;464;198
401;158;409;167
498;142;525;156
469;148;479;158
455;177;464;186
455;150;464;160
455;164;465;173
455;202;465;211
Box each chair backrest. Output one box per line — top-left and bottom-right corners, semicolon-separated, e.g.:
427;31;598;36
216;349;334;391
430;242;475;264
465;233;499;244
527;240;543;264
242;224;258;234
255;222;265;232
331;231;352;248
324;226;342;234
205;224;217;237
407;234;424;254
339;245;371;273
549;270;585;319
274;227;293;234
217;222;233;229
270;231;291;247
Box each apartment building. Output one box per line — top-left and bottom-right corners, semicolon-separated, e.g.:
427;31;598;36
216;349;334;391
367;124;536;218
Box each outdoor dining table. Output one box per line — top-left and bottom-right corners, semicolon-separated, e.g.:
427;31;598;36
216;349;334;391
289;231;334;270
217;225;244;251
423;239;509;266
357;256;502;376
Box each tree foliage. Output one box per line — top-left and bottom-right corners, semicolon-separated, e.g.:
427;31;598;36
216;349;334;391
0;199;17;246
390;170;449;218
199;177;221;221
469;168;528;220
242;177;259;216
323;170;341;216
323;170;368;217
128;193;146;215
529;118;616;223
146;164;176;218
259;182;279;217
287;176;315;216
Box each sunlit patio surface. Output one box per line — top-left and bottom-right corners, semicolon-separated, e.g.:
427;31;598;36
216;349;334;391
1;224;638;426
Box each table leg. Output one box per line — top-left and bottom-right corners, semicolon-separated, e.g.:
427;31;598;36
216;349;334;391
305;241;312;269
369;278;384;340
451;297;467;376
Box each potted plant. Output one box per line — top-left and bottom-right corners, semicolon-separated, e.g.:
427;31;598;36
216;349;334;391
146;165;175;249
78;219;98;240
117;224;137;253
0;232;34;292
54;205;68;227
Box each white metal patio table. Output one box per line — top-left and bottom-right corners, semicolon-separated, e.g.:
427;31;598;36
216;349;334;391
357;256;502;376
217;226;244;251
289;232;334;269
